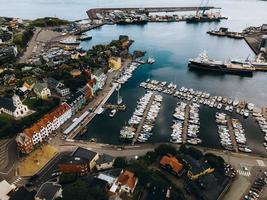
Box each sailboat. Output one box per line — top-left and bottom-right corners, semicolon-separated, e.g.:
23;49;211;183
117;86;123;105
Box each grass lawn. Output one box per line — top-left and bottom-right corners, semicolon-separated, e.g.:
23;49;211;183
17;144;58;176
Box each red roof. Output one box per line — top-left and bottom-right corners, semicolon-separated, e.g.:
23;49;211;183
160;155;183;174
116;170;137;189
23;103;70;138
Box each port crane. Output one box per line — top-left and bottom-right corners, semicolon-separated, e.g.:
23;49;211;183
196;0;210;16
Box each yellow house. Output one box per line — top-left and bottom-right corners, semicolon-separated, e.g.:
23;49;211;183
108;57;122;70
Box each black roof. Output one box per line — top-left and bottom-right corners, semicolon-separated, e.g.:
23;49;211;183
35;182;61;200
96;154;114;165
66;91;84;105
0;97;16;112
90;177;109;189
60;155;88;165
9;186;36;200
72;147;97;162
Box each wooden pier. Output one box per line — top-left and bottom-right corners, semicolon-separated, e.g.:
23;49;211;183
132;94;155;145
227;116;238;152
103;103;126;111
182;105;190;143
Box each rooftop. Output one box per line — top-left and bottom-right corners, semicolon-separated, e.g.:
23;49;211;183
96;154;114;165
72;147;98;162
35;182;62;200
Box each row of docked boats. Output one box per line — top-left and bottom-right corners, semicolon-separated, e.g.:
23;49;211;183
170;102;202;145
216;113;235;151
254;112;267;150
120;91;162;143
216;112;251;152
170;102;187;144
232;118;252;153
116;62;142;85
140;79;254;118
137;93;162;142
187;103;202;145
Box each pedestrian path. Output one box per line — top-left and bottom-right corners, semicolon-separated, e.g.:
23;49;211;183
237;170;251;177
12;177;22;186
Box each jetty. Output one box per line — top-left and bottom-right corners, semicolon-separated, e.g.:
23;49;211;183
227;116;238;152
87;6;217;20
132;94;155;145
182;105;190;143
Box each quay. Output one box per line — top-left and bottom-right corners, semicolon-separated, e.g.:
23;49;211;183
64;59;132;140
244;34;263;54
227;116;238;152
132;94;155;145
87;6;216;20
67;82;119;139
182;105;190;143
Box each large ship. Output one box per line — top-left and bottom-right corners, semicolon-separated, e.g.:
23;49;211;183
186;0;227;23
188;52;255;75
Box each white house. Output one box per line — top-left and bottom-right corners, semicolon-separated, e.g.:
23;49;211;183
34;82;51;99
95;154;115;171
0;94;29;118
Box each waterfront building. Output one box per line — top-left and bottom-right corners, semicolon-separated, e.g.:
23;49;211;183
16;103;71;154
95;154;115;171
58;156;89;176
65;91;85;115
71;147;99;171
58;147;100;175
0;94;29;118
108;57;122;70
34;82;51;99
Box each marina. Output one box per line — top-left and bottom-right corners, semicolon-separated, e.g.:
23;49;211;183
119;91;162;145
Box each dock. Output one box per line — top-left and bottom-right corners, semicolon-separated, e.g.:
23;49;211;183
227;116;238;152
244;34;263;54
132;94;155;145
182;105;190;143
103;103;126;111
87;6;217;20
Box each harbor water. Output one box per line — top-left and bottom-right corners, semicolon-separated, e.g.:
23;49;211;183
2;0;267;155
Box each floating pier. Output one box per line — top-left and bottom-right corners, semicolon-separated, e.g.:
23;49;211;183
227;116;238;152
103;103;126;111
132;94;155;145
182;105;190;143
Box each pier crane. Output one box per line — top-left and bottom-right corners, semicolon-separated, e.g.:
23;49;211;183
196;0;210;16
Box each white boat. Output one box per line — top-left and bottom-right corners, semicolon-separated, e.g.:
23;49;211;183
109;109;117;117
147;57;155;64
96;107;105;114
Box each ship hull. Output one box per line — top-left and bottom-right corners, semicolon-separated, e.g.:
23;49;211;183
188;61;253;76
186;17;221;23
